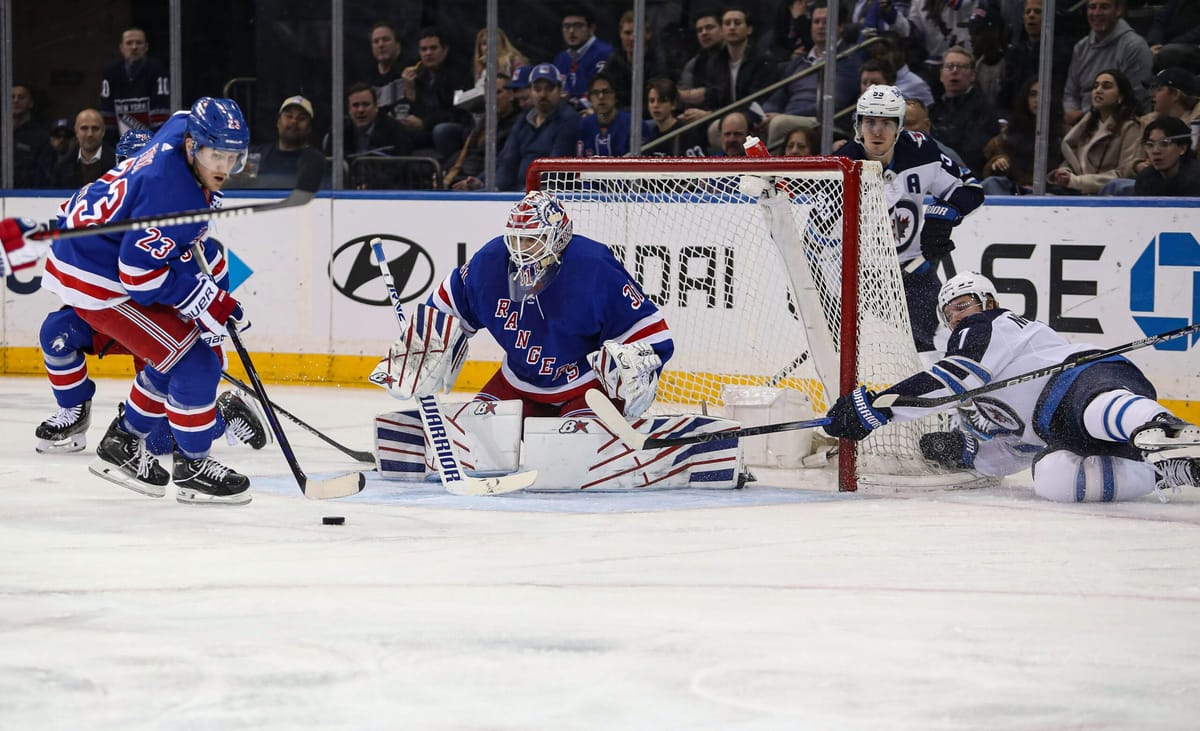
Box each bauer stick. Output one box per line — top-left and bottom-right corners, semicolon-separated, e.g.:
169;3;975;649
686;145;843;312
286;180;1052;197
873;320;1200;410
30;155;323;242
220;372;375;464
369;238;537;496
586;389;831;450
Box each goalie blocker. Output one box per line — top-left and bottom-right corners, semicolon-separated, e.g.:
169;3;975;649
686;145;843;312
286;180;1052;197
374;399;746;490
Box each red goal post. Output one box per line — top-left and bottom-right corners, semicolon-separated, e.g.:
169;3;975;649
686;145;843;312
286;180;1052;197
526;156;963;491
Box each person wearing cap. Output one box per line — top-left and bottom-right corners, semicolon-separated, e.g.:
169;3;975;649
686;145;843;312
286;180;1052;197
968;3;1007;108
240;95;327;190
39;117;75;185
1062;0;1153;127
52;108;114;189
1133;116;1200;196
507;66;533;112
1139;67;1200;128
553;5;614;111
495;63;580;191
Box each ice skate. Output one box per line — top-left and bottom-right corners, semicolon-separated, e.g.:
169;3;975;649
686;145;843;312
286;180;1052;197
217;390;268;449
1152;457;1200;495
174;452;251;505
35;400;91;453
1130;412;1200;462
88;416;170;497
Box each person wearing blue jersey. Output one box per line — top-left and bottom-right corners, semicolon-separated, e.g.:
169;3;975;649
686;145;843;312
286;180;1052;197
5;97;257;504
373;190;673;420
553;6;614;112
575;72;631;157
835;84;985;353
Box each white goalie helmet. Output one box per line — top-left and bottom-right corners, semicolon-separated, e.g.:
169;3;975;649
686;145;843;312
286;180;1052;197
937;271;999;328
854;84;906;144
503;190;573;300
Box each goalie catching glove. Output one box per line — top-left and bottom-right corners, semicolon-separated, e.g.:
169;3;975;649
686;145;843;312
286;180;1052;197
824;386;892;441
919;202;961;262
0;217;49;277
371;304;469;400
588;340;662;417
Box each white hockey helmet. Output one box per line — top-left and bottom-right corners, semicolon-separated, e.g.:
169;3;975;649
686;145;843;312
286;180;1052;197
854;84;905;144
503;190;573;300
937;271;999;328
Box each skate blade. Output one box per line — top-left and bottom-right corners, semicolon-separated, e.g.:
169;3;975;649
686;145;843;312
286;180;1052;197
1134;426;1200;456
176;486;252;506
36;437;88;454
88;460;167;498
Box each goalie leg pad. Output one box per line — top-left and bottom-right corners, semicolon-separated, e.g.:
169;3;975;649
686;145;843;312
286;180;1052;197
1031;449;1156;503
427;399;523;475
522;414;744;491
375;409;430;479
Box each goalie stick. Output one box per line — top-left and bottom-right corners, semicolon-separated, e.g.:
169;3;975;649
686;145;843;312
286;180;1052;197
873;320;1200;410
220;372;375;464
191;241;365;500
30;154;323;242
586;389;830;450
369;238;537;496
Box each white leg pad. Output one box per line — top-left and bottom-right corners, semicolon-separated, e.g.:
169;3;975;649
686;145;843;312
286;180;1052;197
1032;449;1156;502
721;386;815;467
522;414;744;491
375;400;524;481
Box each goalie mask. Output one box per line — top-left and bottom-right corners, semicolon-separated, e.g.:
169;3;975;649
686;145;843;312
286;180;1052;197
503;190;573;301
854;84;905;147
937;271;998;329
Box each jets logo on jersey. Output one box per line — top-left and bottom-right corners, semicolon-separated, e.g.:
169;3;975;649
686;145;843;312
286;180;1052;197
891;199;920;252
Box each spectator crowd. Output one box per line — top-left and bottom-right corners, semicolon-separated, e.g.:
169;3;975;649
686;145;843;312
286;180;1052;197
8;2;1200;195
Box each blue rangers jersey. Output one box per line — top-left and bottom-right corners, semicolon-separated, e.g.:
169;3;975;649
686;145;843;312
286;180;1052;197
836;130;983;266
430;234;673;403
43;113;224;310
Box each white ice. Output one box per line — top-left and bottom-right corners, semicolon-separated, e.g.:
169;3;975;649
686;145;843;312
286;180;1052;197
2;375;1199;730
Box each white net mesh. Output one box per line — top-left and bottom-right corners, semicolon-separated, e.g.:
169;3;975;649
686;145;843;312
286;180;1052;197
531;157;949;480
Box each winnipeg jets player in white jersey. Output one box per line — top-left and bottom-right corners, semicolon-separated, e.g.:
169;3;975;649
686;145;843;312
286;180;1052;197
822;272;1200;502
836;84;983;353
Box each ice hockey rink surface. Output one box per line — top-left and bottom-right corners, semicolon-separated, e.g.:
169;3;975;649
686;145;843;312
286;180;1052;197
2;375;1198;730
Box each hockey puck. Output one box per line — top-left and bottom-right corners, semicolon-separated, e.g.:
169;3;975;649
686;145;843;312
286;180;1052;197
322;516;345;526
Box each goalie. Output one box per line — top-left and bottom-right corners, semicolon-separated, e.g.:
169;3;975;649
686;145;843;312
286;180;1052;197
371;191;744;489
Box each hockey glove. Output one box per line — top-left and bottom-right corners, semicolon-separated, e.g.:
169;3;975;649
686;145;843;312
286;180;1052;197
370;304;469;400
824;386;891;441
176;273;247;339
588;340;663;417
0;217;49;277
919;430;978;469
919;202;960;262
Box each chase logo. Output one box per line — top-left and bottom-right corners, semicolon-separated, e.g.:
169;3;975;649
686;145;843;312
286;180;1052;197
1130;232;1200;351
330;234;435;306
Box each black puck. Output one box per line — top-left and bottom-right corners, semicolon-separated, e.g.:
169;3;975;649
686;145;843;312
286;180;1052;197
322;516;345;525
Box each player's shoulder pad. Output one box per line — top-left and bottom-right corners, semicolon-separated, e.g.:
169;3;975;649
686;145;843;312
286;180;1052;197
892;131;943;167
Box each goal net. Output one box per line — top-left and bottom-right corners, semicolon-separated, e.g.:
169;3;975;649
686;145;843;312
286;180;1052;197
527;157;959;491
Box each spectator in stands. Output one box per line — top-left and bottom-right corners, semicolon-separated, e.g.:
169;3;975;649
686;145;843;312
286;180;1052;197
908;0;978;87
1048;68;1142;194
400;26;473;164
867;31;935;106
1062;0;1153;127
99;27;170;145
553;6;614;112
998;0;1071;119
968;3;1007;108
905;97;968;169
605;10;669;109
576;73;631;157
368;21;407;119
678;11;724;121
324;82;414;190
471;27;530;83
240;95;325;190
930;45;999;174
770;0;813;60
39;117;74;186
980;78;1061;194
52;108;114;189
718;110;751;156
1145;0;1200;74
851;0;911;39
1140;67;1200;128
508;66;533;111
12;83;48;188
860;58;897;92
446;73;520;191
1133;116;1200;196
495;64;581;191
696;7;780;121
783;124;819;155
643;78;709;156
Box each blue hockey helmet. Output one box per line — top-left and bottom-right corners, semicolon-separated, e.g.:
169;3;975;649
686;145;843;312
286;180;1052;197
186;97;250;174
115;128;154;162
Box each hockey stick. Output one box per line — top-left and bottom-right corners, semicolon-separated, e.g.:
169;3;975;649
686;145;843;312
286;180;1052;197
191;244;365;500
30;155;323;242
369;238;537;496
765;352;809;387
220;372;375;464
586;389;831;450
873;320;1200;410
